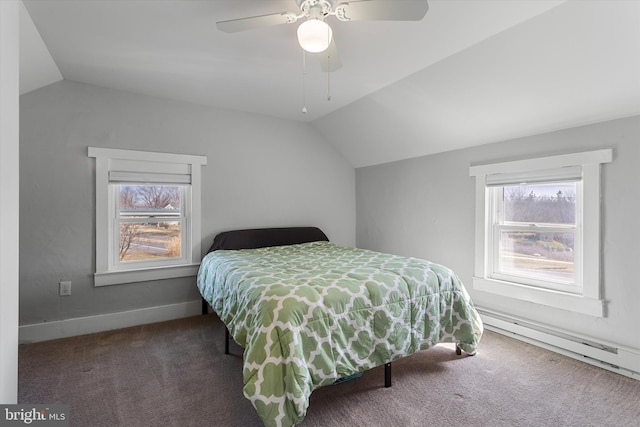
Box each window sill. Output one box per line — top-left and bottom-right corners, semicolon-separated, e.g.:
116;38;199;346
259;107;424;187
473;277;604;317
94;263;200;287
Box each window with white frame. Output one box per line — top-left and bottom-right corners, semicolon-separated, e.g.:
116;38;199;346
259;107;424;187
89;147;207;286
469;149;612;317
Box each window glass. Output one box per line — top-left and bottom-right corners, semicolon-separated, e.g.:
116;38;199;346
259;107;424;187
497;230;574;284
492;182;578;291
117;185;183;263
502;183;576;225
118;221;182;262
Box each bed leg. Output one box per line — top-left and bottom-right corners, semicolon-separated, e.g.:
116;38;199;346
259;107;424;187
384;362;392;388
201;297;208;315
456;344;462;356
225;328;230;355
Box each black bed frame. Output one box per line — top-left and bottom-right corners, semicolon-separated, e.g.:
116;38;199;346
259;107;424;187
200;226;464;389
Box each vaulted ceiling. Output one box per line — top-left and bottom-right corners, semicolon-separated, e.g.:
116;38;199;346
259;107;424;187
20;1;640;167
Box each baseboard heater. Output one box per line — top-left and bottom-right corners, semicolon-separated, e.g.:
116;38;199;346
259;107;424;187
478;309;640;380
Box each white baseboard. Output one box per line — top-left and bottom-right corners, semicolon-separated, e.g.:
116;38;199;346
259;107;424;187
479;309;640;380
19;300;203;343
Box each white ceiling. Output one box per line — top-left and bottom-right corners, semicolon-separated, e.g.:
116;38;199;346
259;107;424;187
20;0;640;167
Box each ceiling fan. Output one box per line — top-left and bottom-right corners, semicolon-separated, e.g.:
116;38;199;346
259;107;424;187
216;0;430;72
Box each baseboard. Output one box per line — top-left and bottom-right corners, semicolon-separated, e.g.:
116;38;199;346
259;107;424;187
479;309;640;380
19;300;202;343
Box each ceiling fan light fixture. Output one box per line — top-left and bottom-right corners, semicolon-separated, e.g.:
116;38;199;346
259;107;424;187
297;18;332;53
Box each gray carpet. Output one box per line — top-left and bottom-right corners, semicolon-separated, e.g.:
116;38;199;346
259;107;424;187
18;314;640;426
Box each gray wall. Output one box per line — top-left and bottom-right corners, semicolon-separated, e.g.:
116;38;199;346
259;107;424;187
19;80;355;325
356;115;640;350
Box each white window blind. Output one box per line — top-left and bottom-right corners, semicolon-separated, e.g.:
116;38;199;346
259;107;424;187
109;171;191;184
485;165;582;187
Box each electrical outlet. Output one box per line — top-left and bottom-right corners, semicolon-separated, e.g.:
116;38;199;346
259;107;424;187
59;281;72;296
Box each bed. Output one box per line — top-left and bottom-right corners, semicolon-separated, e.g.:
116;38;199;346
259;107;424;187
197;227;483;427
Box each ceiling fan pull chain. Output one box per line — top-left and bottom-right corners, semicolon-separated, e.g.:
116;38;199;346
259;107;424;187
327;62;331;101
327;53;332;101
326;24;331;101
302;49;308;114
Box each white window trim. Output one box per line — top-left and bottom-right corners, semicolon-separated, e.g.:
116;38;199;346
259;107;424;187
469;149;612;317
89;147;207;286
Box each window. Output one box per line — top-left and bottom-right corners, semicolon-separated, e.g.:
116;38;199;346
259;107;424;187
89;147;207;286
469;149;612;317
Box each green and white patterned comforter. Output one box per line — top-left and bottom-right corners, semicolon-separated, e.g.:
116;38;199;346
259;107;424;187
197;241;483;427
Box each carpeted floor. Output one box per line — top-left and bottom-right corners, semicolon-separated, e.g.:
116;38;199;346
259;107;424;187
18;314;640;426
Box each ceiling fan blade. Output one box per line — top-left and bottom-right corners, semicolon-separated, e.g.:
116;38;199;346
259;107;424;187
216;12;297;33
317;38;342;72
337;0;429;21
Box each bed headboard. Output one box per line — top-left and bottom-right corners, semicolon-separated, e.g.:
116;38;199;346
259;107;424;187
206;227;329;253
